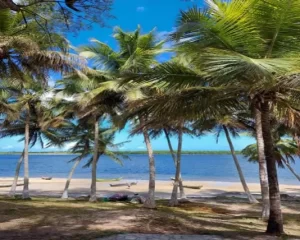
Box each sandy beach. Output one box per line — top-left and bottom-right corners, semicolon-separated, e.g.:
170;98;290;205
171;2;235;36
0;177;299;199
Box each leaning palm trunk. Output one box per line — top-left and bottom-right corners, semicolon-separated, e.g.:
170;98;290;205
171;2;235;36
163;129;186;199
22;114;30;199
223;126;258;204
141;118;156;209
260;101;284;235
90;119;99;202
169;127;183;207
282;159;300;182
255;108;270;220
9;150;24;197
62;156;83;199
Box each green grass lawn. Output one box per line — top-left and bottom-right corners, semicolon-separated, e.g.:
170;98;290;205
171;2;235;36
0;196;299;240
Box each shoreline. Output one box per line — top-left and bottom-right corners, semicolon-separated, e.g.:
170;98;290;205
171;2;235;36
0;178;299;199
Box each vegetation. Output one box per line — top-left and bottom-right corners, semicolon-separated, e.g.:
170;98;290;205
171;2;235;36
1;0;300;237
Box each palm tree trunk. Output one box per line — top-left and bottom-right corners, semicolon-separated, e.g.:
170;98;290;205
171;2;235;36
169;126;183;206
255;108;270;220
163;129;186;199
223;125;258;204
89;118;99;202
9;150;24;197
141;118;156;209
260;101;284;235
22;113;30;199
61;156;82;199
282;159;300;182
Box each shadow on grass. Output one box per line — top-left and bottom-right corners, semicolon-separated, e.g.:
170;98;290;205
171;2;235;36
0;197;299;240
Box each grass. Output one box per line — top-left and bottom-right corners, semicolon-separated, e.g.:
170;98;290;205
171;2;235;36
0;196;299;239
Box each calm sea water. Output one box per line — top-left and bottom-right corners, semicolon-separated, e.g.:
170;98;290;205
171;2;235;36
0;154;299;184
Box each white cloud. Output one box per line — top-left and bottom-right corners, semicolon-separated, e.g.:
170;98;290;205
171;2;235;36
137;6;145;12
156;28;177;49
137;145;146;150
2;145;13;149
63;142;76;150
119;147;127;150
48;79;55;87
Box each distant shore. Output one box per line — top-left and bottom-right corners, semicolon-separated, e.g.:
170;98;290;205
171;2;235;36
0;150;242;155
0;178;299;199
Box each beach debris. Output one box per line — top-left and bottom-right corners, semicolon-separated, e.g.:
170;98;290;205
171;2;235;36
96;177;123;182
129;193;145;204
0;183;24;188
108;193;128;202
41;177;52;180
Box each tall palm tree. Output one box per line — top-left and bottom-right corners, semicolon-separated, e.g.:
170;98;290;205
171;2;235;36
123;1;300;234
129;116;189;205
78;26;165;208
192;114;258;203
0;81;67;198
57;121;128;199
57;70;124;202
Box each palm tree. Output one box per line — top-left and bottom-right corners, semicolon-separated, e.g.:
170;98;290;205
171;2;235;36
192;113;258;204
129;116;188;205
78;26;165;208
1;81;67;198
0;9;82;86
253;108;270;220
243;137;300;182
126;1;300;234
57;70;124;202
58;121;128;199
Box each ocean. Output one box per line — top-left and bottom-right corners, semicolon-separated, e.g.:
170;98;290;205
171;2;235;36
0;154;299;184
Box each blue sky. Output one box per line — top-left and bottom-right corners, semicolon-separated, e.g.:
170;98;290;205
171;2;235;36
0;0;257;152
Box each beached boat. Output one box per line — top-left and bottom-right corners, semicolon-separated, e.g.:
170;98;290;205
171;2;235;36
96;177;123;182
182;185;202;190
110;182;137;187
41;177;52;180
171;178;202;189
0;183;24;188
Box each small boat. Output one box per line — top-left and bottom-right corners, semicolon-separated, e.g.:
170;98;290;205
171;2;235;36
170;178;202;190
182;185;203;190
0;183;24;188
96;177;123;182
41;177;52;180
110;182;137;187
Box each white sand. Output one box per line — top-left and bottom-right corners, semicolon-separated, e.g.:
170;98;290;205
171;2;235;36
0;177;299;199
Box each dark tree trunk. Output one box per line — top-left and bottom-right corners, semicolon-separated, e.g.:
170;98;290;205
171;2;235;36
223;125;258;203
260;101;284;235
169;126;183;206
22;114;30;199
255;108;270;220
163;128;186;199
89;118;99;202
